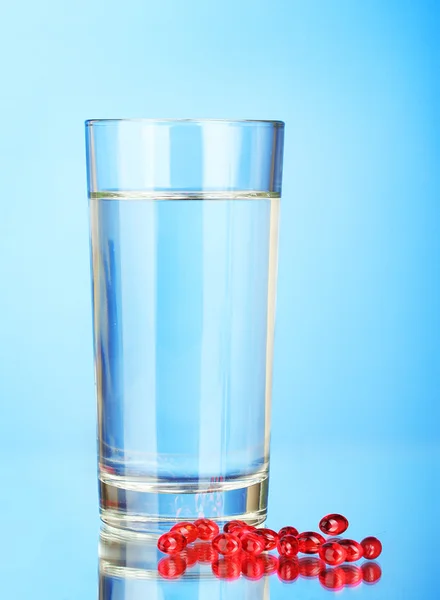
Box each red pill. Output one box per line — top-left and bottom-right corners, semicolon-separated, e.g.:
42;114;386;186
233;525;257;539
297;531;326;554
361;536;382;559
277;534;299;558
319;542;347;566
241;555;265;580
298;556;325;578
182;545;198;567
212;533;242;556
241;532;265;555
194;518;219;541
319;513;349;536
278;526;299;538
338;539;363;562
340;564;362;587
212;557;241;580
170;522;198;543
261;553;278;575
157;555;187;579
361;561;382;584
319;566;346;590
223;520;247;533
277;557;299;583
195;541;218;563
157;532;187;555
256;528;278;550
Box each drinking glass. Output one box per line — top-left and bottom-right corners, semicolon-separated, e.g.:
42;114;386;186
85;118;284;533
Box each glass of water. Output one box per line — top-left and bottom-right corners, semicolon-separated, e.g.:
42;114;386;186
85;119;284;533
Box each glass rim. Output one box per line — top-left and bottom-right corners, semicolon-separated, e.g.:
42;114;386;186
85;118;284;128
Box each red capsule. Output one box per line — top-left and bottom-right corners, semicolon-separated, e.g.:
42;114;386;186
157;532;187;555
277;557;299;582
297;531;326;554
212;557;241;580
319;513;349;536
241;532;265;555
194;518;219;541
194;541;218;563
361;536;382;559
233;525;257;539
157;555;187;579
170;522;198;543
182;545;198;567
338;539;363;562
241;555;265;580
256;528;278;551
298;556;325;578
340;564;363;587
319;542;347;566
260;553;278;575
361;561;382;584
212;533;241;556
319;566;346;590
278;526;299;538
223;520;247;533
277;534;299;558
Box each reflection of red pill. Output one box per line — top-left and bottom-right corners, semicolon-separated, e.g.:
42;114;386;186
298;556;325;578
170;522;198;543
361;537;382;559
241;532;265;555
194;518;219;541
278;526;299;538
158;555;187;579
319;567;346;590
257;528;279;550
277;534;299;558
338;539;363;561
242;556;265;580
361;561;382;584
195;541;218;563
319;514;349;536
212;533;241;556
212;557;241;580
340;564;362;587
297;531;326;554
277;557;299;582
182;545;198;567
319;542;347;566
261;553;278;575
157;532;187;554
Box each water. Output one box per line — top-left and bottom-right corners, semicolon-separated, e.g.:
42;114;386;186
89;191;280;532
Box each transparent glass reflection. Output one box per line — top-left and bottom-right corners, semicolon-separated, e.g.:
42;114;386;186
99;525;270;600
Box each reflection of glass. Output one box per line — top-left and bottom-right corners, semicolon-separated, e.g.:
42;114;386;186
99;525;270;599
86;119;285;533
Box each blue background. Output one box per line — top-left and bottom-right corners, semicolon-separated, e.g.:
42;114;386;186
0;0;438;598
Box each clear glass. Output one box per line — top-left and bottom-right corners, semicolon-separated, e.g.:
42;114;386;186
85;119;284;533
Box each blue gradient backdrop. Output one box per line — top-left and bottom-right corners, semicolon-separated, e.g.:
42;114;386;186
0;1;438;598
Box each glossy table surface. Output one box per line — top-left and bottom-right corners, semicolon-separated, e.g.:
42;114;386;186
4;438;438;599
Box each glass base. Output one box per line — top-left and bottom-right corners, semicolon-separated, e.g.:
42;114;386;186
99;470;269;534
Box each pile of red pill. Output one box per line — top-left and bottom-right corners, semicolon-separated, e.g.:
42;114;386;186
157;513;382;590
